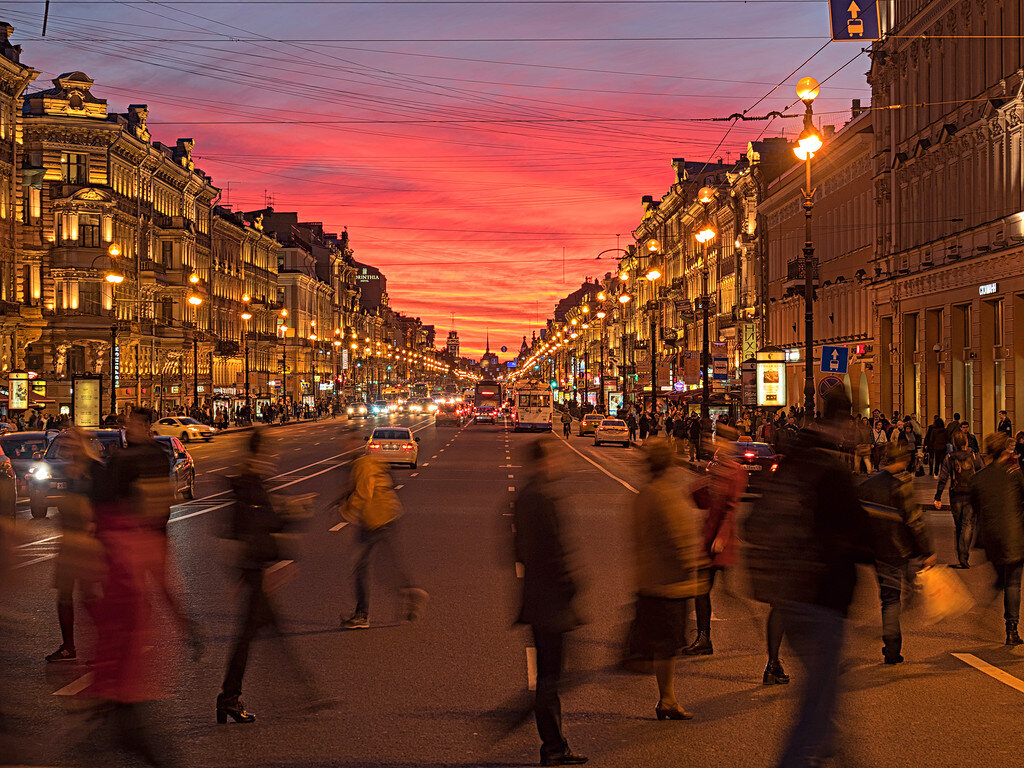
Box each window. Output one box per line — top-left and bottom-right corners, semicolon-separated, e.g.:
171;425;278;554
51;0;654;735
79;214;100;248
161;240;173;266
60;153;88;184
994;298;1004;347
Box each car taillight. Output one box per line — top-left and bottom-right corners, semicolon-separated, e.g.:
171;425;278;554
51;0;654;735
368;443;381;449
401;444;414;450
744;451;755;459
770;463;778;472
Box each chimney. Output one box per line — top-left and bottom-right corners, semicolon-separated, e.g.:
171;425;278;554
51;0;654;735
717;157;723;165
671;158;687;182
851;98;863;118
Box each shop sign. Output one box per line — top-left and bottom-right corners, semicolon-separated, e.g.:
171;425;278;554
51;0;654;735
170;385;180;394
31;380;46;396
979;282;998;296
113;345;121;387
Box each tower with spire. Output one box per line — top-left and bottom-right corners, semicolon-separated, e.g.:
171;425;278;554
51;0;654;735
479;329;500;374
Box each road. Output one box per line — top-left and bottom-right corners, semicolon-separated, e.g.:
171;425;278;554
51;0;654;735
2;414;1024;767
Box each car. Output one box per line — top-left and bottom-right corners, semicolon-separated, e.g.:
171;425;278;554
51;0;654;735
365;427;420;468
474;405;497;424
27;429;127;519
153;416;216;443
593;418;631;447
0;431;54;494
434;403;464;427
371;400;390;417
155;435;197;500
346;402;370;419
707;441;778;482
418;398;438;414
578;413;604;437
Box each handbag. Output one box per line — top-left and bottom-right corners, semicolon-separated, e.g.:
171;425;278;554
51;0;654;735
915;565;974;624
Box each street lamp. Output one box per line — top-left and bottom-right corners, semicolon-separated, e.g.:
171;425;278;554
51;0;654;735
241;308;252;414
695;188;716;423
794;75;823;420
99;252;124;417
644;238;665;414
188;293;203;408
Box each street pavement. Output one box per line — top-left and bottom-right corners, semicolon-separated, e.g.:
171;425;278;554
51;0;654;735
2;415;1024;767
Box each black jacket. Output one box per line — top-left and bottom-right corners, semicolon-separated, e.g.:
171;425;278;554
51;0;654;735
513;478;581;633
970;462;1024;566
860;469;931;563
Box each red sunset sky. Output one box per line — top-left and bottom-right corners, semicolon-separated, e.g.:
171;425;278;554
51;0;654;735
1;0;871;358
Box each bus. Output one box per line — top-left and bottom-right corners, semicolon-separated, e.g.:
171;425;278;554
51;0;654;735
474;381;502;424
382;387;407;413
411;381;429;399
511;380;553;432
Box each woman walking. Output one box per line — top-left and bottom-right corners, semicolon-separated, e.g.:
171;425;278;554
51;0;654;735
629;439;707;720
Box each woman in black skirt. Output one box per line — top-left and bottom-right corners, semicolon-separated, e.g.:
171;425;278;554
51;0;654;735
630;439;708;720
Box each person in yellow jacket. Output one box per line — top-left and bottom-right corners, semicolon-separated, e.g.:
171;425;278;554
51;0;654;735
340;453;428;629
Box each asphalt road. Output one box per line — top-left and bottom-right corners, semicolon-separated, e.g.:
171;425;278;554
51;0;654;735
2;415;1024;767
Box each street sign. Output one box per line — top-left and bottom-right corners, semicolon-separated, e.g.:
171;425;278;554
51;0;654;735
820;345;849;374
500;345;507;353
818;375;844;399
713;358;728;381
828;0;880;41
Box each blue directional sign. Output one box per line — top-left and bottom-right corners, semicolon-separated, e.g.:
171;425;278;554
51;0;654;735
500;345;507;353
828;0;880;42
820;345;849;374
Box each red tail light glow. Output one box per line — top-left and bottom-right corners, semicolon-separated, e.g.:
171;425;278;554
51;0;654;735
368;443;381;449
401;444;414;450
744;451;755;459
770;463;778;472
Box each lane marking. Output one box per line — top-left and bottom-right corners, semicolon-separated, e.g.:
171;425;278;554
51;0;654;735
265;559;294;575
515;562;524;579
526;647;537;691
15;534;61;549
953;653;1024;694
395;484;405;490
508;486;516;492
431;455;438;459
53;671;95;696
411;472;419;477
329;521;349;532
423;463;430;467
508;474;514;479
555;434;638;494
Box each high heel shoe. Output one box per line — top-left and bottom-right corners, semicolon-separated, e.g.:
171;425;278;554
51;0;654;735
216;695;256;724
762;660;790;685
655;702;693;720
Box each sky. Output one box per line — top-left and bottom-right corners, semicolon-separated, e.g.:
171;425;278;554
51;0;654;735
0;0;871;358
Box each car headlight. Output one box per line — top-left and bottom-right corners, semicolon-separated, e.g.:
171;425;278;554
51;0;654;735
359;406;367;413
347;407;354;414
29;463;50;481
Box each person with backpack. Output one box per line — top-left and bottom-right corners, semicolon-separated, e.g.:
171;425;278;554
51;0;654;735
934;430;983;569
560;411;572;439
860;442;935;664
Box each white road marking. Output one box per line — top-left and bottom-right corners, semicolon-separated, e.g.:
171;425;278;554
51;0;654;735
329;521;349;532
431;455;438;459
53;671;95;696
265;559;294;575
423;463;430;467
508;486;516;492
526;646;537;691
411;472;419;477
208;466;231;473
395;484;405;490
555;434;638;494
515;562;524;579
15;534;61;549
508;474;514;479
953;653;1024;694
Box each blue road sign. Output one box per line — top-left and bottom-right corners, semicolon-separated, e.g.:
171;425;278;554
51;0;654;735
820;345;849;374
713;358;729;381
828;0;880;41
500;345;507;353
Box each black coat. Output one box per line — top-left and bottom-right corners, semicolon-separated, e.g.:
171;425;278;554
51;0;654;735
860;469;931;562
512;478;581;633
970;462;1024;566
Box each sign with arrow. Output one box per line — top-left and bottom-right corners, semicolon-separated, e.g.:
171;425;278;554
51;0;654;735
828;0;880;41
820;345;849;374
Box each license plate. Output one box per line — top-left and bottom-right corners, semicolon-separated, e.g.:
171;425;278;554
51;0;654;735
386;444;396;450
54;481;67;489
746;465;762;471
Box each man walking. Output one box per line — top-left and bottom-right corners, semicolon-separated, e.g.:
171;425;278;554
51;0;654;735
861;443;935;664
339;452;428;629
934;431;983;569
513;438;587;766
970;432;1024;646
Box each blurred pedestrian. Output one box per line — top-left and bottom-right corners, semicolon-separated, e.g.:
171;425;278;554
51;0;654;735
338;451;428;629
860;442;935;664
924;416;948;477
1015;431;1024;474
218;429;308;724
512;437;587;766
686;425;744;656
629;438;707;721
934;431;982;569
626;412;638;444
744;391;873;768
960;421;980;453
638;411;649;441
45;428;103;663
969;432;1024;646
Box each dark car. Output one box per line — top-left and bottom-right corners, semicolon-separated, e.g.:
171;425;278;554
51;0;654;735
0;431;54;494
26;429;127;519
708;441;778;482
155;435;197;500
434;403;463;427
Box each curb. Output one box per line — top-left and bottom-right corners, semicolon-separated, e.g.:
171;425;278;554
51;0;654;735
214;416;346;435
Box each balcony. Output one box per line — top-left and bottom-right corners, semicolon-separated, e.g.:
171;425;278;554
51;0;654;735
783;257;819;292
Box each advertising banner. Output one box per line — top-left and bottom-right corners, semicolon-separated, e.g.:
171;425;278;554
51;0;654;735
73;377;101;428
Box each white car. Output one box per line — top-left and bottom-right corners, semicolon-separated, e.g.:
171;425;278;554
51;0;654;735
152;416;215;443
346;402;370;419
593;418;630;447
365;427;420;468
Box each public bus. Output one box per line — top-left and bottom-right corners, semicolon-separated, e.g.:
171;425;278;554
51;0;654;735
511;380;553;432
473;380;502;424
382;387;407;413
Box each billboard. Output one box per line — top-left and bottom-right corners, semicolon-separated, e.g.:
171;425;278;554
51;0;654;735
756;350;787;407
73;377;101;428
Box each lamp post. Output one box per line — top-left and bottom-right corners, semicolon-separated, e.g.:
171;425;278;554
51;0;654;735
794;76;824;421
279;308;289;408
188;291;203;410
241;308;252;414
104;268;124;418
695;186;717;423
596;298;607;413
644;238;663;414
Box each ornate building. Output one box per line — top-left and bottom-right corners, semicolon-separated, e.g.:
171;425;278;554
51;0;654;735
869;0;1024;432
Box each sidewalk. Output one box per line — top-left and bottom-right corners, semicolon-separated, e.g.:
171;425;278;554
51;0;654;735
216;414;347;435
